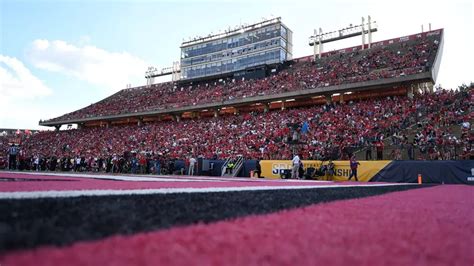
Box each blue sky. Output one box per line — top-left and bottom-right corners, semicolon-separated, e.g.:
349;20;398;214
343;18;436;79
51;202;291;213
1;0;472;129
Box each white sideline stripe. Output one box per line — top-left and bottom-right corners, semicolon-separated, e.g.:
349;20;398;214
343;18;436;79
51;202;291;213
1;171;217;182
152;176;331;183
0;183;416;199
1;171;331;184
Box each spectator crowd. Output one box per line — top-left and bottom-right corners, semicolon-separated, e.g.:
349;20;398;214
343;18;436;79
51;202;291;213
43;33;441;123
3;31;470;174
2;88;472;174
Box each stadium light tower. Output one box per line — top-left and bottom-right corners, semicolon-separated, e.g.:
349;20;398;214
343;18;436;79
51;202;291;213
145;67;158;87
368;16;373;48
309;16;378;60
361;17;365;49
145;63;181;85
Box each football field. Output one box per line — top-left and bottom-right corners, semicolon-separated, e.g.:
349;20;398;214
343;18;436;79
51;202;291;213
0;171;472;265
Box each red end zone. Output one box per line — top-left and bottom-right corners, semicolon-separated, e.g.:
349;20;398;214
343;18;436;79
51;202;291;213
1;184;472;266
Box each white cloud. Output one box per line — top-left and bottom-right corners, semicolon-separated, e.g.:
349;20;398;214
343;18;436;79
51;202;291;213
78;35;91;46
0;55;53;129
27;39;148;92
0;55;52;101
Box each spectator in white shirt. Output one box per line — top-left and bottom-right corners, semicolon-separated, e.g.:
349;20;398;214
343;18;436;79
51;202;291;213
188;156;197;176
291;154;301;179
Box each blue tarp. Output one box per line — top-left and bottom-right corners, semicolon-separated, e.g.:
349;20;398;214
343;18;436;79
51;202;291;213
370;160;474;184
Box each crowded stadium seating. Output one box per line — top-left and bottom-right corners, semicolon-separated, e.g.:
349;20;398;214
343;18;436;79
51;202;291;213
43;32;441;123
2;88;472;173
3;29;471;174
360;88;472;160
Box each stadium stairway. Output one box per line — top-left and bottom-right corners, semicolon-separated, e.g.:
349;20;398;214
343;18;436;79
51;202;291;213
354;90;469;161
364;123;469;161
221;156;245;177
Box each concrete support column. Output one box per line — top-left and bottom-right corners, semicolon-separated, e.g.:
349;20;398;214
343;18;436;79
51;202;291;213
424;84;429;94
214;109;219;118
55;125;61;131
339;94;344;104
325;94;332;104
427;82;434;93
417;83;423;94
281;101;285;110
174;114;181;122
137;118;143;126
407;86;414;99
263;103;270;113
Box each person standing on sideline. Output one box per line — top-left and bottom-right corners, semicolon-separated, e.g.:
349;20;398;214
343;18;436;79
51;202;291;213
326;160;335;181
375;140;384;160
407;142;415;160
188;155;197;176
291;153;301;179
365;140;372;160
8;144;18;170
154;153;161;175
348;155;360;181
255;158;262;178
33;154;40;171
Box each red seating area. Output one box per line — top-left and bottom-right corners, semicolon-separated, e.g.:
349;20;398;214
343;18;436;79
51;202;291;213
43;32;441;123
5;29;470;173
4;90;470;167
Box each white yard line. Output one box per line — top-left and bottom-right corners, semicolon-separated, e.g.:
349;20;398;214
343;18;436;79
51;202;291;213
0;171;330;183
0;183;417;199
1;171;217;182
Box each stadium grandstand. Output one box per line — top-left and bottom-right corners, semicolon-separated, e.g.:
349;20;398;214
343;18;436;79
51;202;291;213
1;10;474;266
1;18;472;177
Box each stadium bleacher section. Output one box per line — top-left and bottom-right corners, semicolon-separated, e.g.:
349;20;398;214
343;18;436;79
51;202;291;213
2;88;472;173
43;31;441;123
2;29;472;174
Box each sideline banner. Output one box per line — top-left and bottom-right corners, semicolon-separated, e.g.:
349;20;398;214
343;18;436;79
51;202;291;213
260;160;392;182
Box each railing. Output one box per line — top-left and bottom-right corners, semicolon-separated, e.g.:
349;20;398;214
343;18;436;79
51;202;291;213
221;157;231;176
357;143;467;161
221;156;245;177
230;156;245;177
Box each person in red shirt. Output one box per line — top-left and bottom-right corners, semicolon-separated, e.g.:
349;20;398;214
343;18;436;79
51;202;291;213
375;141;384;160
139;154;147;174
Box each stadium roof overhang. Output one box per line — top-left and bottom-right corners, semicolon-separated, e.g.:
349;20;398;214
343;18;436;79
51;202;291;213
39;72;432;127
